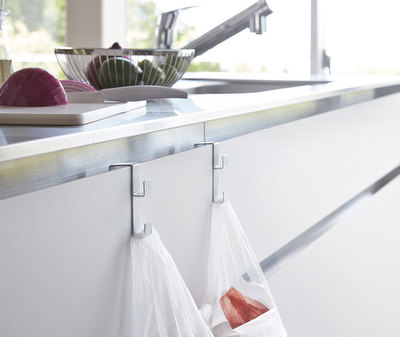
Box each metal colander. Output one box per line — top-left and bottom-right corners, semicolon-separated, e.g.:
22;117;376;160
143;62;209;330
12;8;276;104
54;48;195;90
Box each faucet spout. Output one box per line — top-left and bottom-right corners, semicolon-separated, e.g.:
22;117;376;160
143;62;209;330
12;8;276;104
249;6;270;34
182;0;272;57
155;6;197;49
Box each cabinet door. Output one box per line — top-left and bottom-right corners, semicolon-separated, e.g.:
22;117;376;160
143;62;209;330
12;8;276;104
0;168;133;337
139;145;212;303
217;95;400;261
0;146;212;336
214;96;400;337
268;175;400;337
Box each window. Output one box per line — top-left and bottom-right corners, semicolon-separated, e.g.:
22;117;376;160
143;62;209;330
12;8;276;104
126;0;311;75
7;0;66;77
324;0;400;75
6;0;400;78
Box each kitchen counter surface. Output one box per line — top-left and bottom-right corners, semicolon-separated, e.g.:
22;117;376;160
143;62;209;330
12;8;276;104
1;74;400;198
2;75;400;163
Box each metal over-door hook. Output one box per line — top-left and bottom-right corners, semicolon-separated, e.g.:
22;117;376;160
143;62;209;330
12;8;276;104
109;163;152;238
194;142;228;204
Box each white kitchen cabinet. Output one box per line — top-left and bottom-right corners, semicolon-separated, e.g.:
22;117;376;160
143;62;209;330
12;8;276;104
268;174;400;337
0;146;212;337
2;94;400;336
139;145;213;303
216;94;400;262
145;94;400;337
0;168;133;337
213;95;400;337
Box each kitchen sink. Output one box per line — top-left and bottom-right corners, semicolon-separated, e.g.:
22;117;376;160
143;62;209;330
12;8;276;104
176;78;331;95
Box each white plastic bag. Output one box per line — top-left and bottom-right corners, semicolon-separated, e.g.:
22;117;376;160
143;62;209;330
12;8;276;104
131;228;214;337
200;200;287;337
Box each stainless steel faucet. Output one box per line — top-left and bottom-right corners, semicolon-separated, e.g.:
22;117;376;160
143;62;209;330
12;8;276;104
155;0;273;57
155;6;197;49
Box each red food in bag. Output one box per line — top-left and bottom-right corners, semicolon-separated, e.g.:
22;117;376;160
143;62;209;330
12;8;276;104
220;287;269;329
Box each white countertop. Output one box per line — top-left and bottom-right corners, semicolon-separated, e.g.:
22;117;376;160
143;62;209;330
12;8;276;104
1;75;400;164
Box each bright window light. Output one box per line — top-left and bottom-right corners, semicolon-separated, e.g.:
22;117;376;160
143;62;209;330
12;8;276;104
325;0;400;75
127;0;311;75
6;0;65;77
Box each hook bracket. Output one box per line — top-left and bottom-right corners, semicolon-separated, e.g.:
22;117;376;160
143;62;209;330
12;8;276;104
109;163;152;238
195;142;228;204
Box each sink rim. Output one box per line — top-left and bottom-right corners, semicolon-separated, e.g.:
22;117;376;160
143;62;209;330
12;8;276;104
176;77;332;95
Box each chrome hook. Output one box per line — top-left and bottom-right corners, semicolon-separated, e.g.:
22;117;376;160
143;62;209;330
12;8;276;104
109;163;152;238
194;142;228;204
134;179;151;198
214;154;228;170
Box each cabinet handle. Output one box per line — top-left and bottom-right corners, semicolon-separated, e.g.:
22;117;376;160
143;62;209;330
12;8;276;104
260;163;400;279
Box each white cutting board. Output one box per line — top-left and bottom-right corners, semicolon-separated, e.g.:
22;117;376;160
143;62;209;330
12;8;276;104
0;101;146;125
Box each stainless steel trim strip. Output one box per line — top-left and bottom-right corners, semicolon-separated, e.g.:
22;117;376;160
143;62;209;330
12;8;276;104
204;85;400;142
0;124;204;200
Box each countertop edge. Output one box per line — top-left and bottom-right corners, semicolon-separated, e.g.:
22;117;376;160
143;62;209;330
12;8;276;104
2;79;400;163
